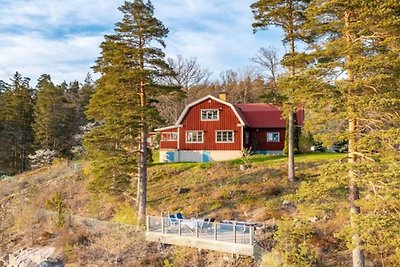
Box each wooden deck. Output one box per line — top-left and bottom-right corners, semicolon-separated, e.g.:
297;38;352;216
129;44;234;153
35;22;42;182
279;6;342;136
145;216;261;258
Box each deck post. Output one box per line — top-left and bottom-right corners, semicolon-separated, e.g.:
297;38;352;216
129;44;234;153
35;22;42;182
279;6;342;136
161;217;165;234
233;222;237;243
195;219;199;238
249;226;254;245
146;216;150;232
178;220;182;236
214;222;218;240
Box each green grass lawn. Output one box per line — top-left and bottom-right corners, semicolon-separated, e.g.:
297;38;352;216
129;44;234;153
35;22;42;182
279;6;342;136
236;152;343;164
151;151;343;167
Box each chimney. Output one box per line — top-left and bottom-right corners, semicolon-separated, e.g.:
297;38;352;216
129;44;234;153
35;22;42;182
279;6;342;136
219;92;227;102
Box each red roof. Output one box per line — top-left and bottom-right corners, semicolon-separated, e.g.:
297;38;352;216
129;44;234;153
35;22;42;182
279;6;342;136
234;103;304;128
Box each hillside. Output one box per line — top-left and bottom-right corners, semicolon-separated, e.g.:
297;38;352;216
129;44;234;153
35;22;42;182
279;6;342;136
0;153;356;266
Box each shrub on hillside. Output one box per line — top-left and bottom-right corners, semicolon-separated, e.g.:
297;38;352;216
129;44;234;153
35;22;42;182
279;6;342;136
112;203;137;225
264;217;317;267
45;191;67;227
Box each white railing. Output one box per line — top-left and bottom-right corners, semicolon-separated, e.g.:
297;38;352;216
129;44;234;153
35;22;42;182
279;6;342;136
146;215;255;246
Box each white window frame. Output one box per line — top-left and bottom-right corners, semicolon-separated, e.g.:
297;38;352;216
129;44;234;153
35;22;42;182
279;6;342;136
215;130;234;143
201;109;219;121
161;132;178;141
267;132;280;142
186;131;204;143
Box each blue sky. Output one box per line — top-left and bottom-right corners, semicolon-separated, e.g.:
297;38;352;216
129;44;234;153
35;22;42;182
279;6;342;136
0;0;284;85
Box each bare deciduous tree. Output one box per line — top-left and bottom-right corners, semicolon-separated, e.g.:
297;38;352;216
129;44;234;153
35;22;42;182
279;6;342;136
251;47;280;89
167;55;212;89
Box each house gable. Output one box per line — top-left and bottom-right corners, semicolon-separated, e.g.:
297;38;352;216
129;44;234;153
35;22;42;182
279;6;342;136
176;95;245;126
178;96;243;151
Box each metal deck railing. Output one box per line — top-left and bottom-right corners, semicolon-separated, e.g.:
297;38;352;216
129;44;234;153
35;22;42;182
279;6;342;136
146;215;255;246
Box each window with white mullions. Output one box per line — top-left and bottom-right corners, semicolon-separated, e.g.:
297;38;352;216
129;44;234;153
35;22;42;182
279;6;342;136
201;109;219;120
216;131;234;143
186;131;204;143
267;132;280;142
161;132;178;141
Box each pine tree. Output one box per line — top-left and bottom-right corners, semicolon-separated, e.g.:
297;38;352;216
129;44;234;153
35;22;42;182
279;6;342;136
63;81;81;157
64;74;96;159
299;1;400;265
0;72;34;174
33;74;68;154
79;73;95;122
251;0;311;182
87;0;178;224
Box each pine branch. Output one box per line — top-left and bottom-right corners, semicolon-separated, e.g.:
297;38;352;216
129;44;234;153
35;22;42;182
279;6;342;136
123;192;138;204
352;152;376;162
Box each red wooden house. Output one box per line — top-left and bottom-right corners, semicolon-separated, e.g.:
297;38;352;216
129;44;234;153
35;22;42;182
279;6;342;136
155;93;304;162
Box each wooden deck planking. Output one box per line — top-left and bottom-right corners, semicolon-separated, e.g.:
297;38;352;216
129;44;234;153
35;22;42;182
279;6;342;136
146;231;255;256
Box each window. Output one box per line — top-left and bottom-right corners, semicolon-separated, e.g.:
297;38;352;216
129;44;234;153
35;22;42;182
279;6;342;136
186;131;204;143
201;109;219;120
216;131;234;143
267;132;280;142
161;132;178;141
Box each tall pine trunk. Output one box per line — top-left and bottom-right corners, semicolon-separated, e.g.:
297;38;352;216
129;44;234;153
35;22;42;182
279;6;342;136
138;119;148;224
137;33;148;225
138;80;148;225
348;119;364;266
288;111;295;182
345;10;365;267
288;18;296;182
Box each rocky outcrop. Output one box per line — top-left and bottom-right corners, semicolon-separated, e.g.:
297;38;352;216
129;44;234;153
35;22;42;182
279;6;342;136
6;247;63;267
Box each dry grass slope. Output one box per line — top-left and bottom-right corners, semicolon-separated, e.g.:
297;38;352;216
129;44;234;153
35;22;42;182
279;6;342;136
0;153;349;266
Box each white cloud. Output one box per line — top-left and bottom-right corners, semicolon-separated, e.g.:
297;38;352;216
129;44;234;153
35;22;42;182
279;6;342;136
0;0;122;83
0;0;123;29
159;0;283;77
0;0;284;84
0;32;103;84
